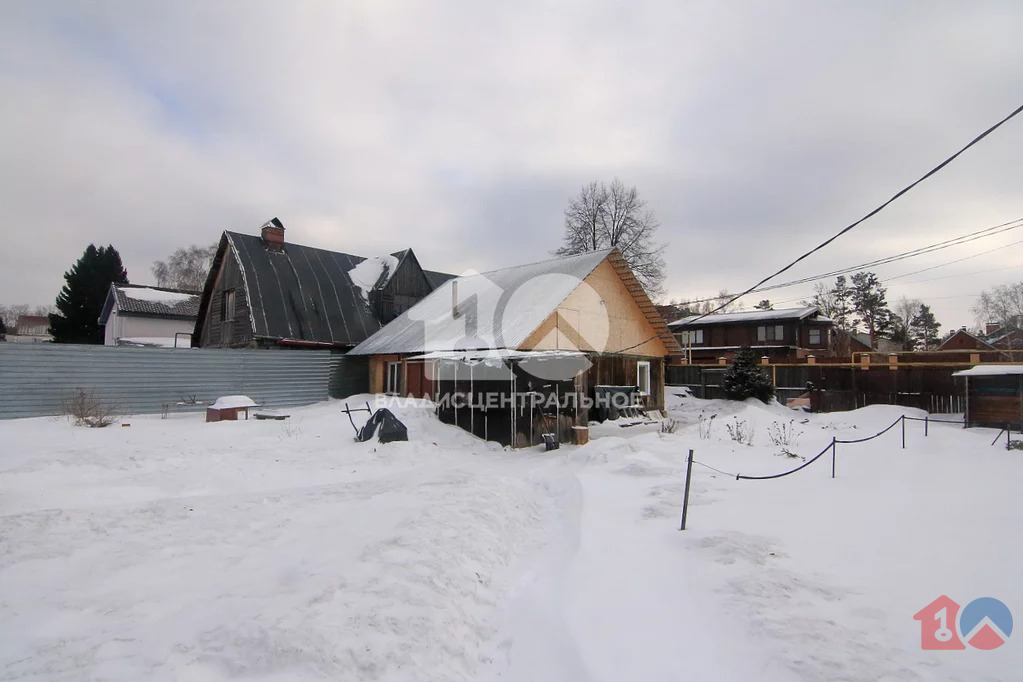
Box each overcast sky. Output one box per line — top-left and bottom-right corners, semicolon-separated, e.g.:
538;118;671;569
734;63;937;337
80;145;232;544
2;1;1021;330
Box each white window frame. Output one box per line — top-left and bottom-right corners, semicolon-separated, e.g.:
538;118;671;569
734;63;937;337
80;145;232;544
636;361;651;396
680;329;704;345
757;324;787;342
386;361;402;395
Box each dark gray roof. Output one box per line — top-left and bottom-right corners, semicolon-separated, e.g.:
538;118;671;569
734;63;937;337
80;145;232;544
110;285;201;319
226;231;384;346
424;270;456;288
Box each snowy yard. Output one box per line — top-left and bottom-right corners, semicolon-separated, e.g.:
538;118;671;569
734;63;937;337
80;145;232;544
1;393;1020;681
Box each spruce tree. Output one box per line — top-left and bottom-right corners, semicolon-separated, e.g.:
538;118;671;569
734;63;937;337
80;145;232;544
911;304;941;350
722;346;775;404
49;245;129;344
0;316;6;339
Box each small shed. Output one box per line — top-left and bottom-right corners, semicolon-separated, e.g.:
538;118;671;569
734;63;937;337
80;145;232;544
953;365;1023;429
206;395;258;422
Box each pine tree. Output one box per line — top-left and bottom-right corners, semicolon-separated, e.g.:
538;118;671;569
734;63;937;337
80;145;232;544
911;304;941;350
49;245;129;344
722;346;775;404
754;299;773;310
850;271;890;349
0;316;6;339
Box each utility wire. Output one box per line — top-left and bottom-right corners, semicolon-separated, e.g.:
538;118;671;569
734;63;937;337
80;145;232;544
680;216;1023;304
607;102;1023;355
685;102;1023;325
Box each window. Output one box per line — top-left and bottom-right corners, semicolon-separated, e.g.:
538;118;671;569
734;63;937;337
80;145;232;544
809;328;822;345
221;290;235;321
679;329;704;345
636;361;651;396
757;324;786;342
386;361;402;395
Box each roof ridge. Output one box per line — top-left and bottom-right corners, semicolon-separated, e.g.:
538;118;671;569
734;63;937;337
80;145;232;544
471;248;614;279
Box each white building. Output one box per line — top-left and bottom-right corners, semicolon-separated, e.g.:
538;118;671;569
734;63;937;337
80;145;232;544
98;284;200;348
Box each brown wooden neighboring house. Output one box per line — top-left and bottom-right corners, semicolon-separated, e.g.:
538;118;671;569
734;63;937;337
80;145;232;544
193;218;453;349
937;329;996;352
667;306;834;363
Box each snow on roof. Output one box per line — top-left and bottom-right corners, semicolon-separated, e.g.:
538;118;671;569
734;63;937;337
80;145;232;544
110;285;201;319
209;395;258;409
348;254;400;302
668;306;827;327
952;365;1023;377
118;337;192;348
122;287;197;304
406;349;585;362
349;250;612;355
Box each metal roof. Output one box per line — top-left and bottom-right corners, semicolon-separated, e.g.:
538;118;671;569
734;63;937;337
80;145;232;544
226;231;384;346
668;305;829;328
349;250;613;355
952;365;1023;377
99;284;201;325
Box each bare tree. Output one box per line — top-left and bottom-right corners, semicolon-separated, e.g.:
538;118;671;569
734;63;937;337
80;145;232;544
889;295;922;350
554;179;667;299
152;243;218;291
972;282;1023;331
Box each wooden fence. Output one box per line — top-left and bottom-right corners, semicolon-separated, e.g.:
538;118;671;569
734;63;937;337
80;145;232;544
665;362;970;414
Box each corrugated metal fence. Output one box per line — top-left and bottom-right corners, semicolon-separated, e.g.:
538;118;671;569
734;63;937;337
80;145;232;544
0;344;357;419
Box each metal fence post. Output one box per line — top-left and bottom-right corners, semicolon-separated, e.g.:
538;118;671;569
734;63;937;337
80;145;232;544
680;449;694;530
925;415;929;437
1008;424;1012;451
831;438;836;479
901;415;906;449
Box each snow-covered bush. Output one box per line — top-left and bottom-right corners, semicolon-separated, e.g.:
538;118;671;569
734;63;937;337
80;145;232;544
721;346;775;404
768;419;801;457
61;389;119;428
698;412;716;439
726;417;755;445
660;418;678;434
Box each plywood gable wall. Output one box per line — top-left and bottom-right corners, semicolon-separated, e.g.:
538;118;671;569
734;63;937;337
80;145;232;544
519;257;670;357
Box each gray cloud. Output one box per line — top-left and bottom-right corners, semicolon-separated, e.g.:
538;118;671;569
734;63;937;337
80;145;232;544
1;1;1021;330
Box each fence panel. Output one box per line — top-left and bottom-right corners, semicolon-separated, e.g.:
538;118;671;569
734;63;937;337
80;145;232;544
0;344;335;419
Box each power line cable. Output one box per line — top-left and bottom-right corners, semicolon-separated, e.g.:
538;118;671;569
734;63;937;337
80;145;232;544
684;102;1023;325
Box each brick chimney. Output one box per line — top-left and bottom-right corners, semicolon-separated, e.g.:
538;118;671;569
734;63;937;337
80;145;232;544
261;217;285;251
985;322;1001;337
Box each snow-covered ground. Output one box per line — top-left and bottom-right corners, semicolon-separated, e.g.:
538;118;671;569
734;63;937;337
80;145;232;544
1;392;1020;681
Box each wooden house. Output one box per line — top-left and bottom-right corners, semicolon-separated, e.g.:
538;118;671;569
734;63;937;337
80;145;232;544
937;329;997;352
668;306;834;363
954;365;1023;430
348;248;683;447
193;218;453;350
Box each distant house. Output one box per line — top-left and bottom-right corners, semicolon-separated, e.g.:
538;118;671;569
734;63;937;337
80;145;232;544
99;284;200;348
937;329;996;352
984;328;1023;351
6;315;53;343
193;218;453;350
348;248;682;447
667;306;834;363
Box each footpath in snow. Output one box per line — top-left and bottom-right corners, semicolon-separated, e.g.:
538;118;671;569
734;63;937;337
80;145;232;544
1;393;1020;681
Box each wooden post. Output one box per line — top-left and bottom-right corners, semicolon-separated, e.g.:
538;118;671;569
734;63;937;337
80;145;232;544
1008;424;1012;451
831;437;837;478
902;415;906;448
680;449;694;530
925;415;929;437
